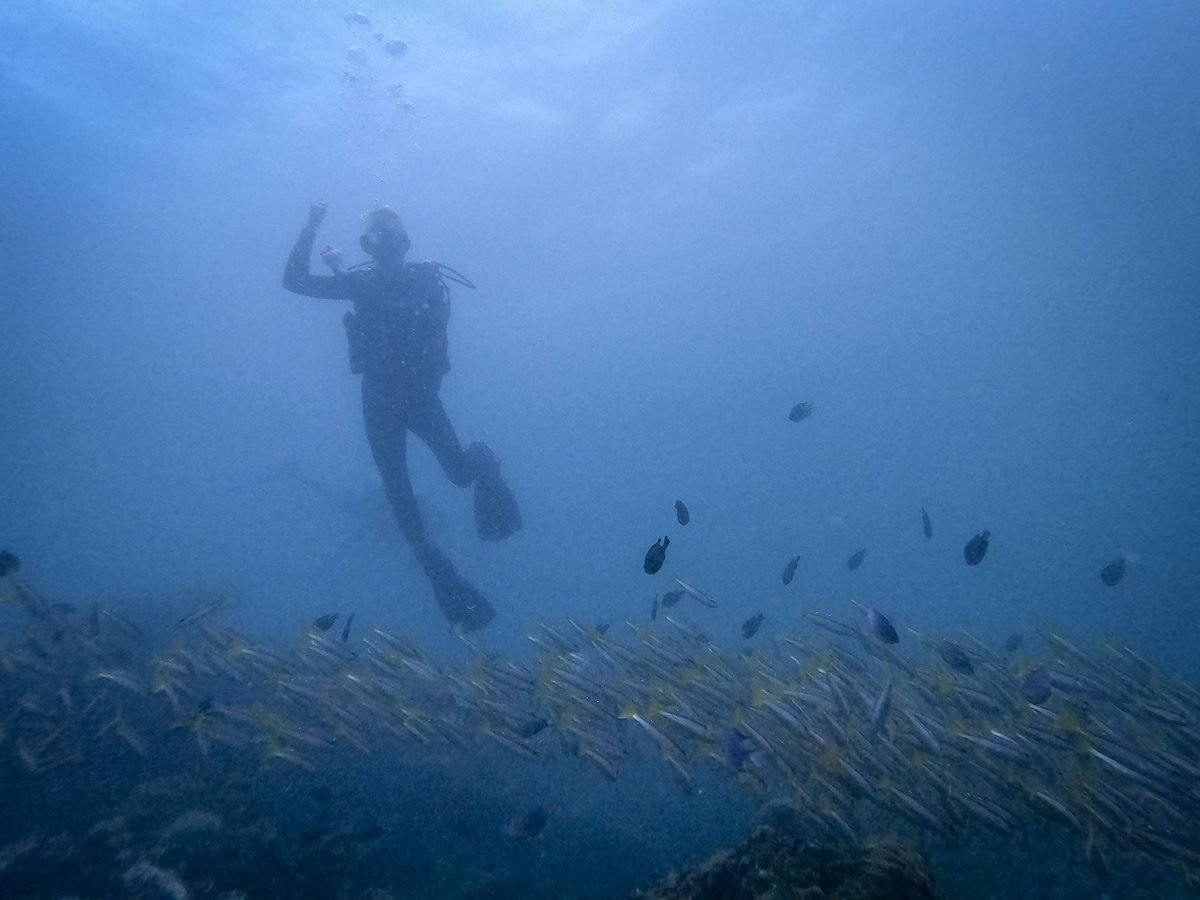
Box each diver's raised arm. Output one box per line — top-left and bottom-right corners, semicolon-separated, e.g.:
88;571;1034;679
306;200;327;231
281;201;352;300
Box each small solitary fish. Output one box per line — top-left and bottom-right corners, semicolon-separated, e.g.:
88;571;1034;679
741;613;764;639
847;548;867;570
660;589;685;608
718;728;755;770
650;594;659;621
782;555;800;586
341;612;355;643
1022;668;1052;705
964;531;990;565
0;550;20;577
675;501;690;526
504;805;548;841
938;640;975;675
644;536;670;575
867;608;899;644
516;717;549;739
921;507;933;539
313;612;339;632
788;402;814;422
1100;557;1126;587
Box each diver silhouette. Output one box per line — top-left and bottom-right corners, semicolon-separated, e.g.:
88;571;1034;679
282;202;520;631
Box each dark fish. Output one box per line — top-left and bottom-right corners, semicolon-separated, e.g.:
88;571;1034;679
847;548;866;570
741;613;764;640
868;608;899;644
661;589;685;608
341;612;355;643
644;536;670;575
313;612;339;632
504;805;547;841
1003;633;1024;653
1100;557;1126;587
718;728;755;770
938;640;975;675
595;623;610;635
755;798;803;831
781;555;800;586
1021;668;1052;705
963;531;990;566
921;507;932;539
675;501;690;526
650;594;658;621
788;402;814;422
0;550;20;577
515;717;549;739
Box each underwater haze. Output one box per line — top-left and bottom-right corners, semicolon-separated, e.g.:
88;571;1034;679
2;2;1200;898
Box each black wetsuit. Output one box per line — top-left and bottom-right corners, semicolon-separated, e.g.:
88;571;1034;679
282;225;513;630
282;226;489;543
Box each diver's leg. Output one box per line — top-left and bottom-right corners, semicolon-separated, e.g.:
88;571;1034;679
361;377;425;543
363;380;494;630
410;390;522;541
407;387;485;487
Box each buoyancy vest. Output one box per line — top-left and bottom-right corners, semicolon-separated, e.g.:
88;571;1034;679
342;261;451;384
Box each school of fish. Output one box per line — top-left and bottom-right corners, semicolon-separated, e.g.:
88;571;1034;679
2;566;1199;893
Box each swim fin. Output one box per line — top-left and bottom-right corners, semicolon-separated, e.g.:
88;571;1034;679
471;443;521;542
432;573;495;633
411;539;495;632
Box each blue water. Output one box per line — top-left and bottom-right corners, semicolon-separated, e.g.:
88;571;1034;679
2;3;1199;897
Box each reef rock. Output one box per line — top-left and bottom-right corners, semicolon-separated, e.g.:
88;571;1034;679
633;826;940;900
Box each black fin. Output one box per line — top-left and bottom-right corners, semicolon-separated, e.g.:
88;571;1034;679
472;445;522;542
412;540;496;632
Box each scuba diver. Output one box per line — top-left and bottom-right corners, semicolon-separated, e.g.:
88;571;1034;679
282;202;521;632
